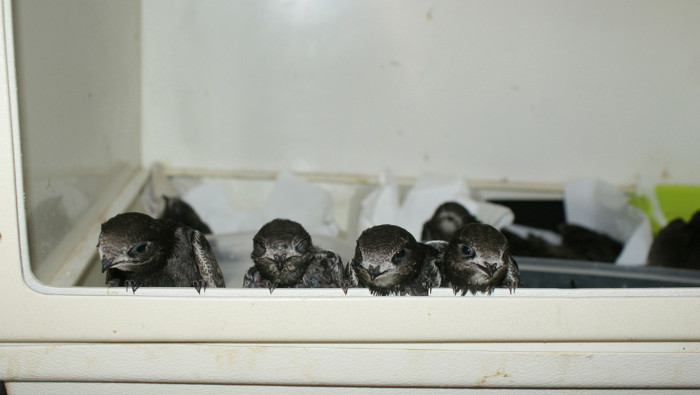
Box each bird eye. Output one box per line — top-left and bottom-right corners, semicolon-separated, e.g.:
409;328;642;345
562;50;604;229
130;241;148;254
461;244;475;258
254;241;266;254
295;239;309;253
393;248;406;260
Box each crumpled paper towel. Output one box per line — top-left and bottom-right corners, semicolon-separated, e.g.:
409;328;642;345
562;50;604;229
357;170;400;234
263;171;339;236
357;170;515;240
180;178;263;234
140;162;179;218
179;171;339;236
564;179;652;265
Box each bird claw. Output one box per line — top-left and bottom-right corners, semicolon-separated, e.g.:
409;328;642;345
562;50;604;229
125;280;139;293
341;263;358;295
266;282;277;294
422;279;438;295
193;279;208;294
450;283;469;296
502;274;520;295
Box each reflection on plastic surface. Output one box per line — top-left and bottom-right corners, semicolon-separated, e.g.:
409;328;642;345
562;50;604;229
13;0;141;281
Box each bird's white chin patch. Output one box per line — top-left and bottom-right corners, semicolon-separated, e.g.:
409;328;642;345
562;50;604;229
109;262;140;272
469;273;492;286
464;264;493;283
369;272;401;287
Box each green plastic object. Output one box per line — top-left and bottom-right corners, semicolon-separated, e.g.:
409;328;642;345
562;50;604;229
630;184;700;235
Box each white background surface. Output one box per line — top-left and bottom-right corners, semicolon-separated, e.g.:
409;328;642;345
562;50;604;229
142;0;700;184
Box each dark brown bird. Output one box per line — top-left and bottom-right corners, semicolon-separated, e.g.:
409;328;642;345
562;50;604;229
559;224;623;262
347;224;441;296
441;223;520;295
97;212;225;293
647;210;700;270
243;219;346;293
422;201;479;242
160;195;212;234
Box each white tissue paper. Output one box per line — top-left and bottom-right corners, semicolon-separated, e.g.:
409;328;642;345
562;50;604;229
263;171;339;236
564;179;652;265
357;170;400;234
357;170;515;240
182;179;264;234
141;162;179;217
179;171;339;237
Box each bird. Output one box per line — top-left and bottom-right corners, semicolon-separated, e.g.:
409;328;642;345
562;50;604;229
421;201;479;242
647;210;700;270
502;224;623;263
97;212;225;293
242;218;346;293
559;224;623;263
347;224;442;296
440;223;520;295
160;195;212;234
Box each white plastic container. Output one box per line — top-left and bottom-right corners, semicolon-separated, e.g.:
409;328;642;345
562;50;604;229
1;1;700;392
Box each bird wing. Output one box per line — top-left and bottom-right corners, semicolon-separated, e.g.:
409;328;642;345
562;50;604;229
419;242;445;293
342;260;359;293
300;248;345;289
503;253;521;292
189;228;226;288
242;266;260;288
423;240;448;256
242;265;277;293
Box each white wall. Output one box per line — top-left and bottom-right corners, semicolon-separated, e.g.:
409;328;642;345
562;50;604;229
142;0;700;185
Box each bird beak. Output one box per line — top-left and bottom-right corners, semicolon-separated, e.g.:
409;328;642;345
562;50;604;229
368;264;384;280
474;263;497;277
101;257;117;272
273;255;286;270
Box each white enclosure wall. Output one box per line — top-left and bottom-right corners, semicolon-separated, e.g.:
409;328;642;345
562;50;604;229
143;0;700;184
2;0;700;392
12;0;141;280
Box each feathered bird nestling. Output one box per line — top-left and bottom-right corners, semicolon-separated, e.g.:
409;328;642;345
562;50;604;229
440;223;520;295
160;195;212;234
347;224;441;296
97;212;225;293
243;219;346;293
647;211;700;270
421;201;479;242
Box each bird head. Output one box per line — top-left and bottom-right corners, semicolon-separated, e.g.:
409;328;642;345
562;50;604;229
422;201;478;241
97;212;172;273
251;219;315;286
351;224;422;293
444;223;510;286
